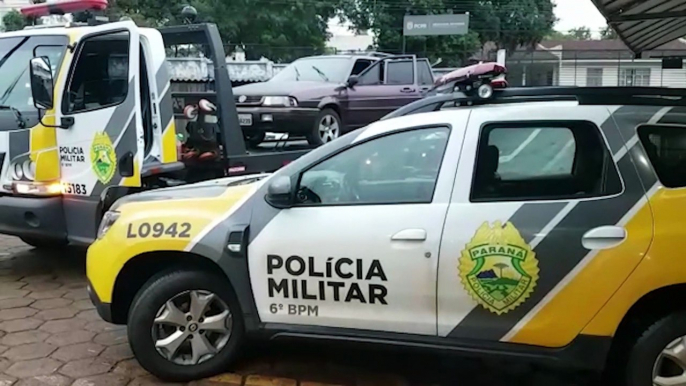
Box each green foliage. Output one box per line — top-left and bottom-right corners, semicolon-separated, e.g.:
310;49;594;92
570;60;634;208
1;0;560;64
472;0;557;52
187;0;339;61
2;10;28;32
545;30;573;41
600;25;618;40
338;0;555;66
567;26;592;40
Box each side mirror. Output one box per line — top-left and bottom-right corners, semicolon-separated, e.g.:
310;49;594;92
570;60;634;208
29;56;54;111
346;75;359;88
265;176;292;209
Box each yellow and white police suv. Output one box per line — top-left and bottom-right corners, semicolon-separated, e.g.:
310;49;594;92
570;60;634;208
88;84;686;385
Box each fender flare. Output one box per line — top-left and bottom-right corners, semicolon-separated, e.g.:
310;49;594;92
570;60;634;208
317;97;344;122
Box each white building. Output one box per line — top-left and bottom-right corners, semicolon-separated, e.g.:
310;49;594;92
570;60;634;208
326;17;374;54
502;39;686;88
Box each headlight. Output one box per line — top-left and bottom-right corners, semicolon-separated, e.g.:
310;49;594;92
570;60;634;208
97;211;120;240
22;160;35;181
12;181;62;196
12;163;23;180
262;96;298;107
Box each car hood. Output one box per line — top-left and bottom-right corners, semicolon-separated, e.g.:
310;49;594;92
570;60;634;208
111;174;270;211
233;80;340;98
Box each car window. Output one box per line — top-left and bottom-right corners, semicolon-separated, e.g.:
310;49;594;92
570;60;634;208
472;121;622;202
638;124;686;188
0;36;67;113
351;59;374;76
63;31;130;114
386;60;414;85
418;60;434;86
358;61;383;85
297;127;450;205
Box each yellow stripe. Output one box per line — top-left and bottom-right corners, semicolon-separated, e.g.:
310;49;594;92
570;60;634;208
508;201;653;347
161;120;177;163
87;184;254;302
120;159;140;187
583;187;686;336
31;32;78;182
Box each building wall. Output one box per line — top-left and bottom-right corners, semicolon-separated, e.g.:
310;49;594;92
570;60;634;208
558;60;686;87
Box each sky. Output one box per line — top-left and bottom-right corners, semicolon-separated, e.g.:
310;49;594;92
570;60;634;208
329;0;609;37
553;0;607;35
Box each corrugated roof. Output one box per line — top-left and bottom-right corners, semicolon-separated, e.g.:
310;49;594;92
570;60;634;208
592;0;686;55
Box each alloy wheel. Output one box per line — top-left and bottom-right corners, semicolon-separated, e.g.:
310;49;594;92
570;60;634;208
653;336;686;385
152;290;233;366
318;114;340;143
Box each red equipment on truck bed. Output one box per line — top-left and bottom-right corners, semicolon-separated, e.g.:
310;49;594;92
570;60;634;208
21;0;108;17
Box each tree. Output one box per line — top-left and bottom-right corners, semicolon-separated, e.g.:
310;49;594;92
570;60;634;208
338;0;556;66
2;10;28;32
568;26;592;40
186;0;339;62
471;0;557;52
493;263;508;278
600;25;618;40
545;30;574;41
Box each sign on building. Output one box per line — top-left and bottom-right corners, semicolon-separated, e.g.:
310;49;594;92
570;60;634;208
403;14;469;36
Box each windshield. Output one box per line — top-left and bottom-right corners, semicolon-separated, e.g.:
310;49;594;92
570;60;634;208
270;57;352;83
0;36;68;112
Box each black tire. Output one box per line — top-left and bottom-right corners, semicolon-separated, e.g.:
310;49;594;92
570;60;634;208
245;131;265;148
127;269;244;382
307;108;342;146
20;237;68;249
621;311;686;386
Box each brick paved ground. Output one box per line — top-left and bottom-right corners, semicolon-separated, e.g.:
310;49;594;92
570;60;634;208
0;235;601;386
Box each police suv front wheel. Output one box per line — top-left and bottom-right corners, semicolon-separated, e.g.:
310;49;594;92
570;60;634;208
127;269;244;382
622;311;686;386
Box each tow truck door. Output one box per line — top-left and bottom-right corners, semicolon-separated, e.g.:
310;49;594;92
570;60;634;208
55;22;142;242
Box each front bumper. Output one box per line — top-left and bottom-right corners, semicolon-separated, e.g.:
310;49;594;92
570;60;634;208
88;280;114;323
236;107;319;134
0;195;67;241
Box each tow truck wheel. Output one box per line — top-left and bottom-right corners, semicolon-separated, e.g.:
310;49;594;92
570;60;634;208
20;237;68;249
622;311;686;386
127;269;244;382
308;108;341;146
245;131;266;148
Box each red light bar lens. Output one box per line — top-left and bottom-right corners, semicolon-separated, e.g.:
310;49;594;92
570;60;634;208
21;0;108;17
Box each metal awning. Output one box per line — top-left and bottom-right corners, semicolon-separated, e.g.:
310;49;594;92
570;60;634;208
592;0;686;56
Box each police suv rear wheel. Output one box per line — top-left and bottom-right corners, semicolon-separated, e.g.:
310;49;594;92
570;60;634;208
624;311;686;386
127;269;244;382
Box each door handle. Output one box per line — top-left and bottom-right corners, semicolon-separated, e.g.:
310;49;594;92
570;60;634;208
400;87;416;93
582;226;627;250
391;229;426;241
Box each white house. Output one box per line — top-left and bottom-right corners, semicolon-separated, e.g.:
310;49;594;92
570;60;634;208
502;39;686;88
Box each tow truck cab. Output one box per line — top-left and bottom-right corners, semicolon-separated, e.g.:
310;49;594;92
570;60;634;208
0;0;311;248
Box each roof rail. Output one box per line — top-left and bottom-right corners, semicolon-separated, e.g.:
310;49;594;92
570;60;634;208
367;52;393;58
383;86;686;120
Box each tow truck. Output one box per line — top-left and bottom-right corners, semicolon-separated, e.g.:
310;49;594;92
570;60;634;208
0;0;312;248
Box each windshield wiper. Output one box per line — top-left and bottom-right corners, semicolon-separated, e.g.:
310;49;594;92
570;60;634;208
0;105;26;129
311;65;329;82
294;66;301;81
